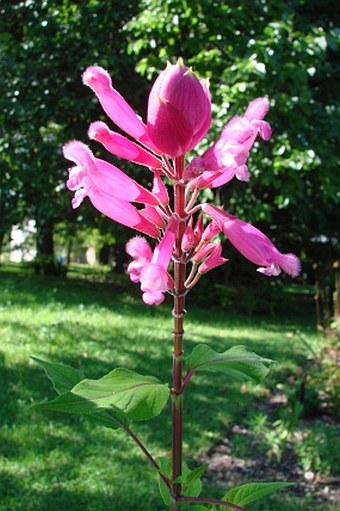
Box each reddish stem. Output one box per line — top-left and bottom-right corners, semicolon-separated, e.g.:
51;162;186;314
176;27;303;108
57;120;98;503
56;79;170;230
181;370;194;393
171;155;186;510
178;495;246;511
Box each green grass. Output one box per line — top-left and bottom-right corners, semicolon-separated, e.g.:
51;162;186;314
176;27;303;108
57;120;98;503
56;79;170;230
0;263;335;511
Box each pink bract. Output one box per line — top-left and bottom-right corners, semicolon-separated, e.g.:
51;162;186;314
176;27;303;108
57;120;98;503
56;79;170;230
147;62;211;157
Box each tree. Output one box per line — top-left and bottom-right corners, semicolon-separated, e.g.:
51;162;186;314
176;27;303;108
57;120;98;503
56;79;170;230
0;0;146;271
126;0;340;278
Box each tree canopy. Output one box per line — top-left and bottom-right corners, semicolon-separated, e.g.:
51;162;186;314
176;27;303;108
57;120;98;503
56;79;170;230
1;0;339;276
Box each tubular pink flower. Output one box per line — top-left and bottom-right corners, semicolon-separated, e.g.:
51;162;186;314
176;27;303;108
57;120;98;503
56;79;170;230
126;237;153;283
88;121;162;169
193;242;217;263
140;205;166;229
152;172;169;205
203;204;300;277
63;141;159;237
186;97;271;189
82;66;147;140
245;97;270;122
202;221;221;242
126;236;153;260
139;217;178;305
182;218;196;252
126;218;177;305
240;97;272;151
198;242;228;274
64;141;158;206
146;62;211;157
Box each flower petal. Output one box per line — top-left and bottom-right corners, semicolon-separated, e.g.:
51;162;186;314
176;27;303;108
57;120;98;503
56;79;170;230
90;191;159;238
63;140;158;205
245;97;270;121
82;66;147;139
88;122;162;168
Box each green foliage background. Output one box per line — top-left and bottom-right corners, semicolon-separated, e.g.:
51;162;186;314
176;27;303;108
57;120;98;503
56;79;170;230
0;0;339;272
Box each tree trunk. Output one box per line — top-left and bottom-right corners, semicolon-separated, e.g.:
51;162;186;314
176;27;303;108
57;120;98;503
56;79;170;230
35;220;57;275
0;230;4;266
113;242;129;273
99;244;111;265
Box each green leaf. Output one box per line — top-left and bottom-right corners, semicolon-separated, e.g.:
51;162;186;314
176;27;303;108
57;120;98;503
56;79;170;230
222;482;294;508
157;459;204;505
32;357;130;429
171;465;204;495
87;408;130;430
33;368;169;421
31;356;84;394
157;457;171;506
186;345;273;384
183;467;202;498
184;464;208;487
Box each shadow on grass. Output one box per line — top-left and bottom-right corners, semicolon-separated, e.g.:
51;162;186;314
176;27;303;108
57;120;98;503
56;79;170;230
0;265;322;511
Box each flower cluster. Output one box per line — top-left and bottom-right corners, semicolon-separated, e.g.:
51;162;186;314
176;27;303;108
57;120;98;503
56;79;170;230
64;60;300;305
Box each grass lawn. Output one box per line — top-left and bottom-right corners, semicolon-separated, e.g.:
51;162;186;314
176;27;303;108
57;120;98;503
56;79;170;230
0;263;338;511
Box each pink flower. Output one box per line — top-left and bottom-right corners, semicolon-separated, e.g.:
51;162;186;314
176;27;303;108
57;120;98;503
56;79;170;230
152;172;169;206
88;121;162;169
64;61;300;309
197;242;228;274
181;218;197;252
186;97;271;189
126;218;178;305
181;216;204;252
140;205;166;229
63;141;159;237
203;204;300;277
82;62;211;160
82;66;148;141
147;61;211;157
202;221;221;242
126;237;153;283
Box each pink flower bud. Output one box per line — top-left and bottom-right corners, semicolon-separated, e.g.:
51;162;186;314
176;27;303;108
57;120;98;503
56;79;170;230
152;172;169;205
146;61;211;157
193;215;204;240
198;242;228;274
140;205;166;229
193;242;216;263
182;218;194;252
202;221;221;242
82;66;147;140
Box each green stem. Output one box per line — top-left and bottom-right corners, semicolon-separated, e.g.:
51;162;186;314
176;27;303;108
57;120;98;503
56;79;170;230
171;155;187;511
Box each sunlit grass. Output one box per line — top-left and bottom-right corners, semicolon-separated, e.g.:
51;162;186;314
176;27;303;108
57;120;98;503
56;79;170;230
0;263;330;511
